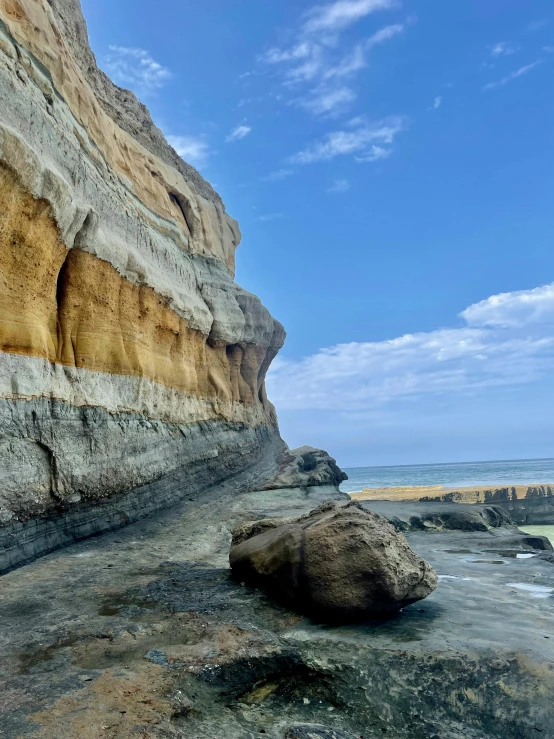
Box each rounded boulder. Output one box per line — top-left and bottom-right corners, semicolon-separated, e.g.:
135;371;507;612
230;500;437;622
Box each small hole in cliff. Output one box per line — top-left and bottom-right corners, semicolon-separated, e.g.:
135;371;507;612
169;192;194;238
55;251;72;316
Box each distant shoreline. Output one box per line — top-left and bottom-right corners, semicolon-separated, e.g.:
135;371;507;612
350;483;554;503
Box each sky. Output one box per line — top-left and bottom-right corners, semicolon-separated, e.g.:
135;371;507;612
81;0;554;467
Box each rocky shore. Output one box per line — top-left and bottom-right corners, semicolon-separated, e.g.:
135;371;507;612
1;482;554;739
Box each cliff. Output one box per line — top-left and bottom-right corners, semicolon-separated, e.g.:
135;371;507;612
0;0;313;569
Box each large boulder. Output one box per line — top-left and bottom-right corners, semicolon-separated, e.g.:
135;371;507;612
230;501;437;622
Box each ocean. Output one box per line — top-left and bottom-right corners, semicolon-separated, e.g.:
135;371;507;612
340;457;554;494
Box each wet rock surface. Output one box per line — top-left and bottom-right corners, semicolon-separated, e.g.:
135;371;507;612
285;725;360;738
1;486;554;738
230;501;437;621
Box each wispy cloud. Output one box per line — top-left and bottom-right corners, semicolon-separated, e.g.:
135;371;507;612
321;24;404;81
262;168;295;182
226;125;252;142
323;45;367;80
483;61;541;90
365;23;404;48
431;96;442;110
490;41;519;57
264;42;314;65
354;144;392;162
291;116;405;164
267;283;554;411
299;86;357;116
260;1;404;117
166;134;210;166
327;178;351;192
105;46;171;92
302;0;399;35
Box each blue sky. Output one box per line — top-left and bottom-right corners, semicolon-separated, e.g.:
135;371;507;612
82;0;554;467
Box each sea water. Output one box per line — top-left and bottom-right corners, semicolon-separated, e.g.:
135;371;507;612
340;457;554;494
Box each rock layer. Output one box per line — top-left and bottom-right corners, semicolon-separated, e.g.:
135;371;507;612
0;0;294;560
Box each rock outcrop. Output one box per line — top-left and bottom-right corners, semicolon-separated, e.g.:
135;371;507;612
258;446;348;491
0;0;335;569
230;501;437;621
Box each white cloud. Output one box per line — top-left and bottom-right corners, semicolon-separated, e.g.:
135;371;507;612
324;45;367;79
432;96;442;109
299;86;357;115
327;178;350;192
226;125;252;142
267;282;554;411
105;46;171;91
318;23;403;83
264;42;313;64
461;283;554;328
166;135;210;166
259;2;403;119
365;23;404;48
262;168;295;182
291;116;405;163
483;61;541;90
287;54;326;83
302;0;399;35
354;144;392;162
490;41;519;57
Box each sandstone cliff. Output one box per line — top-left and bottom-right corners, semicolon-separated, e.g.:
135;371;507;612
0;0;314;569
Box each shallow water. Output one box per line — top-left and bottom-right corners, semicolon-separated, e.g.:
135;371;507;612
506;582;554;598
340;457;554;493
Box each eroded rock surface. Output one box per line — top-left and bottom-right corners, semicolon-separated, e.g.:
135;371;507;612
259;446;348;491
230;501;438;621
285;726;360;739
1;486;553;739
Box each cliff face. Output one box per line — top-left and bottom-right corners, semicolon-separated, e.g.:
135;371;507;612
0;0;288;563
